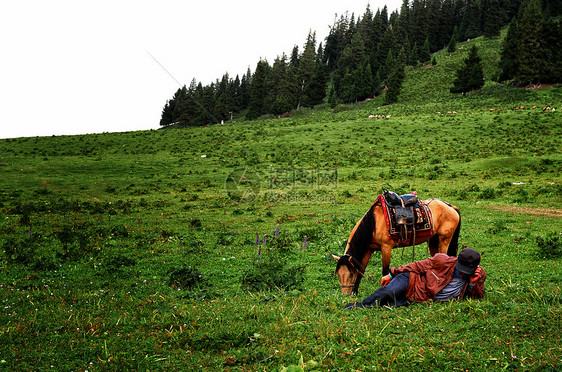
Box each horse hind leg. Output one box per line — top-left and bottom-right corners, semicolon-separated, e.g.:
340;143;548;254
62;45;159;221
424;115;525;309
429;232;457;256
428;234;440;256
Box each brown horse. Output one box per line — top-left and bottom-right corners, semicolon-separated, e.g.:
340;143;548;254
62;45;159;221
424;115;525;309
333;197;461;295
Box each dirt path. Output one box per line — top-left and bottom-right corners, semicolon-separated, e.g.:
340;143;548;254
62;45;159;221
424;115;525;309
488;206;562;218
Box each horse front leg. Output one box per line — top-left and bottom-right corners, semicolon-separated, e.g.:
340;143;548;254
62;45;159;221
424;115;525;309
381;244;393;276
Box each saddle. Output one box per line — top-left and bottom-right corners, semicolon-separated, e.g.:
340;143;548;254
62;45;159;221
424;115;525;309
383;189;418;225
380;188;433;246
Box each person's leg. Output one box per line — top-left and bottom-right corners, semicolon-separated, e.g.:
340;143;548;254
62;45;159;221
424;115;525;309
345;272;410;309
379;272;413;307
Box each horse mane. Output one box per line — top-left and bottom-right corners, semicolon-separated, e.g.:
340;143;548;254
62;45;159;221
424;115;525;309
336;203;376;273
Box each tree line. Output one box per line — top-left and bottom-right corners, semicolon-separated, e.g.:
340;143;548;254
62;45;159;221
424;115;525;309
160;0;561;127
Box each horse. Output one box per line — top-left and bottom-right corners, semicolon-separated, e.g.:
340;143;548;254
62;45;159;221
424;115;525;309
333;197;461;295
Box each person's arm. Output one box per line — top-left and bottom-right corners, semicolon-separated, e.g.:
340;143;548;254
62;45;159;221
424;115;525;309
464;266;486;298
390;254;444;277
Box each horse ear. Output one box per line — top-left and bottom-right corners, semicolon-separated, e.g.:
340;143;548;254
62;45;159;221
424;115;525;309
331;254;340;262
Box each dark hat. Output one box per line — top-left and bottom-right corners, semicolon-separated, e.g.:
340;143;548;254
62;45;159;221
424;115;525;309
456;248;481;275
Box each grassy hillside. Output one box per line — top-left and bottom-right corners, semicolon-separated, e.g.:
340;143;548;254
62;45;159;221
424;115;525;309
0;36;561;371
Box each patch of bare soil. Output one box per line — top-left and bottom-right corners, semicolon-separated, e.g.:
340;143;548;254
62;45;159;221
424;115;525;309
488;206;562;218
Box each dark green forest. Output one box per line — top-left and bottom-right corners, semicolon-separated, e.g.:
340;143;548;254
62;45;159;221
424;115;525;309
159;0;561;127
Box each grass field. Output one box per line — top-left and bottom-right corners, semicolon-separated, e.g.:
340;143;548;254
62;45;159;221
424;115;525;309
1;36;561;371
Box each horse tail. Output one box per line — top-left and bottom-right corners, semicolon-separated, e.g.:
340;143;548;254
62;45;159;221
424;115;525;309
447;207;461;256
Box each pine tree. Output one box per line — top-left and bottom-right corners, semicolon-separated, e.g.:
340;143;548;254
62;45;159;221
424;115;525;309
240;69;252;109
419;38;431;63
385;47;406;104
499;18;520;81
372;69;382;96
427;0;442;50
410;0;429;48
246;60;270;120
516;0;544;85
230;75;242;114
178;82;202;127
325;77;339;108
447;26;458;53
308;56;328;106
269;54;296;115
409;42;419;65
541;17;562;82
290;45;300;68
383;50;396;83
395;0;411;48
482;0;502;38
172;85;189;124
450;45;485;94
338;31;368;103
384;65;405;104
197;84;217;125
358;4;375;51
461;1;482;39
340;68;357;103
377;25;397;70
159;100;174;126
439;0;456;48
297;32;320;109
362;63;375;99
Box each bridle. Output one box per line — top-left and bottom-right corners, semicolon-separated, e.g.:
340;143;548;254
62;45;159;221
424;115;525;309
337;254;366;293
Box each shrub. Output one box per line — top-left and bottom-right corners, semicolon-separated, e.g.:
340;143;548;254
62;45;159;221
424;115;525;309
535;233;562;259
103;255;136;274
486;220;509;234
189;218;202;228
241;257;306;291
478;187;496;199
168;267;206;289
267;233;298;253
512;187;529;203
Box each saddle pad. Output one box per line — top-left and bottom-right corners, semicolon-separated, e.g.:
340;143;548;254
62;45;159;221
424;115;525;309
377;194;434;244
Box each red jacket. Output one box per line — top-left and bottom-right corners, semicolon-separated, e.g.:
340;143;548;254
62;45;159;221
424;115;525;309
390;253;486;302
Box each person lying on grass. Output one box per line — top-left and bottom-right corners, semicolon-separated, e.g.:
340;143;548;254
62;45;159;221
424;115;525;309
345;248;486;309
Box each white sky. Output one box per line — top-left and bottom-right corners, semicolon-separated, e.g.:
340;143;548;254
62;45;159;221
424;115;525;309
0;0;402;139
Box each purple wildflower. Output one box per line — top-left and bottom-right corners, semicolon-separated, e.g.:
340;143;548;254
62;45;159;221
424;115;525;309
303;235;307;249
255;233;260;245
257;246;262;260
138;218;141;226
263;234;267;245
275;224;280;236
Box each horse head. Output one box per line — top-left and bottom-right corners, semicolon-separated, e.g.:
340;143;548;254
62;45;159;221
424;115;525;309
332;254;363;295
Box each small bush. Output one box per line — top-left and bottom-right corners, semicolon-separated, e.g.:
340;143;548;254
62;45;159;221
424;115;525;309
241;257;305;291
535;233;562;259
189;218;202;228
486;220;509;234
512;187;529;203
478;187;496;199
103;255;136;273
168;267;206;289
266;233;299;253
498;181;512;189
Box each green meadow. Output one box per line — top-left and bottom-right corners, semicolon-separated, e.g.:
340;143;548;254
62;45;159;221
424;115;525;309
1;36;561;371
